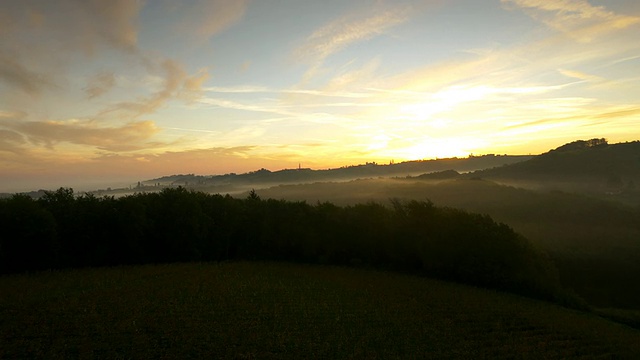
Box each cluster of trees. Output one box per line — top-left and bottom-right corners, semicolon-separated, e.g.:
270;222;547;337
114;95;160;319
0;187;565;301
554;138;608;152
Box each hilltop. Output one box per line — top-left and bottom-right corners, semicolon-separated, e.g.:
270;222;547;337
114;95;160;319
471;139;640;195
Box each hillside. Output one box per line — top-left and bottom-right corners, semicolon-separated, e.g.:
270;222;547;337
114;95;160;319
2;262;639;359
471;140;640;200
251;177;640;309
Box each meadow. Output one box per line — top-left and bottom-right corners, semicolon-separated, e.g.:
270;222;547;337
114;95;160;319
2;262;640;359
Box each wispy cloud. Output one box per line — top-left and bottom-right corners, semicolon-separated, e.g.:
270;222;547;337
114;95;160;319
556;68;620;90
558;69;605;83
324;57;382;92
380;1;639;130
84;72;116;99
0;0;143;96
1;0;143;54
165;127;221;135
174;0;248;40
197;97;294;117
75;0;143;53
0;129;26;154
295;9;409;62
0;54;54;95
294;4;413;81
204;85;272;94
3;118;162;152
592;106;640;120
198;84;379;119
598;54;640;70
108;59;209;116
204;85;372;100
500;104;640;139
502;0;640;42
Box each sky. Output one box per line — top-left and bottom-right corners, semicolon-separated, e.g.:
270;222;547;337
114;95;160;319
1;0;639;192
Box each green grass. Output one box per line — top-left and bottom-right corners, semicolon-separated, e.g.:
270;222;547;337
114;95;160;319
2;262;639;359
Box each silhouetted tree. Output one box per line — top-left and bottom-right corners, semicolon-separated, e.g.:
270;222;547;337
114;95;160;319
0;187;567;302
0;194;58;272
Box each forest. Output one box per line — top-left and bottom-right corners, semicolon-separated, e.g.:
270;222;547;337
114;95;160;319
0;186;570;305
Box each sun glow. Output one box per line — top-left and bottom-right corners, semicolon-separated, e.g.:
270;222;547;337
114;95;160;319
405;140;469;160
382;138;473;161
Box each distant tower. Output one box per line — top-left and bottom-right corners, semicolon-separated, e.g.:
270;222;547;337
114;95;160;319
298;163;301;170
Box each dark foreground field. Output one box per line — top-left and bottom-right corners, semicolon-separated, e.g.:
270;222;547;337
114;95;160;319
2;262;639;359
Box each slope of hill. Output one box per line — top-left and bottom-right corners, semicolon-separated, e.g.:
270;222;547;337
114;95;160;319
2;262;639;359
471;140;640;201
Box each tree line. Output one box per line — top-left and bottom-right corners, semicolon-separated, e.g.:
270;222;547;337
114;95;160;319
0;187;568;302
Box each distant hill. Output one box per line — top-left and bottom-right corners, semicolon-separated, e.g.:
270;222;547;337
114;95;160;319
143;155;531;190
473;139;640;181
90;139;640;198
1;154;531;198
469;139;640;197
144;139;640;193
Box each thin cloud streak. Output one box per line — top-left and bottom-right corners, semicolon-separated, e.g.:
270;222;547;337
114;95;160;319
174;0;248;40
0;54;54;95
204;86;372;98
106;59;209;117
502;0;640;42
294;4;413;82
85;72;116;99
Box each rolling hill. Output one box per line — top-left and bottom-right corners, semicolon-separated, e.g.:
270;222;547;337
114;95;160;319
140;155;531;189
470;139;640;201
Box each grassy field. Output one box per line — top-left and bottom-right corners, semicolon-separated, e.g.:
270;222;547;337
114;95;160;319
2;262;640;359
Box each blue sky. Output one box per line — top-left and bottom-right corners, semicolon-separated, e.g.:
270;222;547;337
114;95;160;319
1;0;639;191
